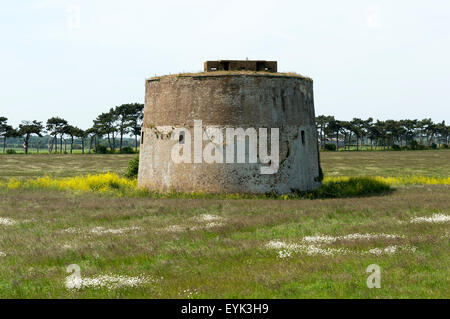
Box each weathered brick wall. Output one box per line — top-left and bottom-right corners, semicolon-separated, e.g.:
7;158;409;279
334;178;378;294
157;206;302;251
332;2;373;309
138;73;321;194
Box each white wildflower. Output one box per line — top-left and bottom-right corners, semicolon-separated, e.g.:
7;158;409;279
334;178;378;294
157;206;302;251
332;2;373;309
90;226;140;235
197;214;223;222
179;288;198;297
163;225;185;233
63;226;140;235
367;245;416;256
368;246;397;256
278;250;292;259
302;235;336;244
265;241;302;251
410;214;450;224
302;233;404;244
266;241;348;257
63;227;79;233
266;239;416;258
203;222;224;229
0;217;16;226
66;274;155;291
304;245;349;256
190;222;224;231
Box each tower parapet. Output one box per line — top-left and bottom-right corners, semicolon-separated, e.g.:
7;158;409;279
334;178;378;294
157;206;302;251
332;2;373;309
204;60;277;72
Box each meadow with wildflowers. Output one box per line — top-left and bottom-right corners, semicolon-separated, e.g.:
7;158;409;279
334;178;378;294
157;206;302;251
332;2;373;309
0;150;448;298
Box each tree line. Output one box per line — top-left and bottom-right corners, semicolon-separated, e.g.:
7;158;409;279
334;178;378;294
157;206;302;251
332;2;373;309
316;116;449;151
0;103;143;154
1;109;449;154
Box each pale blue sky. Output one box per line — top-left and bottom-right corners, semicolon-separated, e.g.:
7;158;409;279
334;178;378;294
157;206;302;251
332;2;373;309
1;0;449;130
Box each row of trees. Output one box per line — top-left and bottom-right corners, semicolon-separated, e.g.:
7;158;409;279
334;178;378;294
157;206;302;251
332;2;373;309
316;116;449;150
2;110;448;154
0;103;143;154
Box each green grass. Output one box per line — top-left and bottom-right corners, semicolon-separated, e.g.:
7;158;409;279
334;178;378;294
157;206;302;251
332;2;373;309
0;151;448;298
0;186;448;298
0;154;135;182
321;150;450;177
1;150;448;182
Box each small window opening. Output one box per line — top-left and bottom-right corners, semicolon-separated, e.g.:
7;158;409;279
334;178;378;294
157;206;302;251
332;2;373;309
256;62;265;71
141;131;144;144
179;131;185;144
301;130;305;145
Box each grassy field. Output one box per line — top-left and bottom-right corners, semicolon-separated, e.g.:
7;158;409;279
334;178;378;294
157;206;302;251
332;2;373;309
321;150;450;177
0;154;134;181
0;151;448;298
1;150;448;181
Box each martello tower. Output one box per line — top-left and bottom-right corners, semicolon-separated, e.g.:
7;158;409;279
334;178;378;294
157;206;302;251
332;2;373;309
138;60;322;194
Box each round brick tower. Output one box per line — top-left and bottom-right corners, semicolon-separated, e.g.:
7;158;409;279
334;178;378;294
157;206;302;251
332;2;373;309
138;61;322;194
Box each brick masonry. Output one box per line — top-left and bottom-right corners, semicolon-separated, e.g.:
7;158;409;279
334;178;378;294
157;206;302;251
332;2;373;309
138;71;322;194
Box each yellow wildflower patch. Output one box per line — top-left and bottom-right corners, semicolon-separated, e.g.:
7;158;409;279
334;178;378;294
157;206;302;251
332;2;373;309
324;176;450;185
0;174;447;198
1;172;137;194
